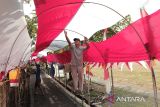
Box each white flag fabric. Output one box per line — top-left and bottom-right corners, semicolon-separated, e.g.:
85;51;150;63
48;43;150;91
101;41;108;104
42;0;160;56
34;0;160;56
0;0;32;73
55;0;159;42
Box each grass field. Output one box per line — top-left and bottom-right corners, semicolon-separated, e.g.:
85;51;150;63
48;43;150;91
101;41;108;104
90;60;160;93
87;60;160;107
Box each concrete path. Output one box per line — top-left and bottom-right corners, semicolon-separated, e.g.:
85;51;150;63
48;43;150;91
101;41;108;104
30;73;80;107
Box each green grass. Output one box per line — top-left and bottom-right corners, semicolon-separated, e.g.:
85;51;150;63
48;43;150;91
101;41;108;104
51;61;160;107
111;88;160;107
85;61;160;107
88;61;160;94
88;86;160;107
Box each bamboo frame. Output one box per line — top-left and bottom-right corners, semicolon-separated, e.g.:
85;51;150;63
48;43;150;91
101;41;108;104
34;1;158;106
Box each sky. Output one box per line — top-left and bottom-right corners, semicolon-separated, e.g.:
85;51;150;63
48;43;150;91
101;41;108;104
23;0;160;39
23;0;160;18
23;0;160;56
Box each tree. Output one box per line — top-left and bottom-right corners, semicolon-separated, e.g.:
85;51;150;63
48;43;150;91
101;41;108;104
24;0;31;4
25;14;37;46
54;15;131;53
89;15;131;42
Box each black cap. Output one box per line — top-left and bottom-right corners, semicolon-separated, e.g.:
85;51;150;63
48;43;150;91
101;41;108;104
73;38;80;41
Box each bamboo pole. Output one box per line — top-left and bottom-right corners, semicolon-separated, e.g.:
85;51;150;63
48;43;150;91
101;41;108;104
87;71;90;106
150;65;158;107
110;67;114;99
36;2;159;106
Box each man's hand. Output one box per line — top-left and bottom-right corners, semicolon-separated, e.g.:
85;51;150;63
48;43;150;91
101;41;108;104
84;36;88;41
64;30;72;47
64;30;67;36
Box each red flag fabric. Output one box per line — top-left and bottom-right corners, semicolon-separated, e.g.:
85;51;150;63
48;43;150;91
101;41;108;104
104;68;109;80
35;58;40;62
140;8;160;58
47;51;71;63
86;64;93;76
92;62;97;68
0;71;5;81
33;0;84;55
35;57;47;63
140;7;148;17
125;62;131;71
46;10;160;64
146;60;151;69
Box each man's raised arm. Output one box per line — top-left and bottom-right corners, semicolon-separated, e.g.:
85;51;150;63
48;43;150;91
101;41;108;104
64;31;72;48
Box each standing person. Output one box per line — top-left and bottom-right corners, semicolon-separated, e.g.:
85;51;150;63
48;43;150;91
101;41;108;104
50;62;55;78
34;62;41;94
64;31;89;94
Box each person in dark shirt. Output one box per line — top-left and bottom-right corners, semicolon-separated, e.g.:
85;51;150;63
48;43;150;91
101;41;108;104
50;62;55;78
35;63;41;94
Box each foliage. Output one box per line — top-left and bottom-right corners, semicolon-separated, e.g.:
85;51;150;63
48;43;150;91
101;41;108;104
54;46;69;54
24;0;31;4
89;28;116;42
89;15;131;42
25;14;37;46
54;15;131;54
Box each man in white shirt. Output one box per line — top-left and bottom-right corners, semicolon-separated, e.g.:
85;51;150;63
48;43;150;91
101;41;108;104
64;31;89;93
